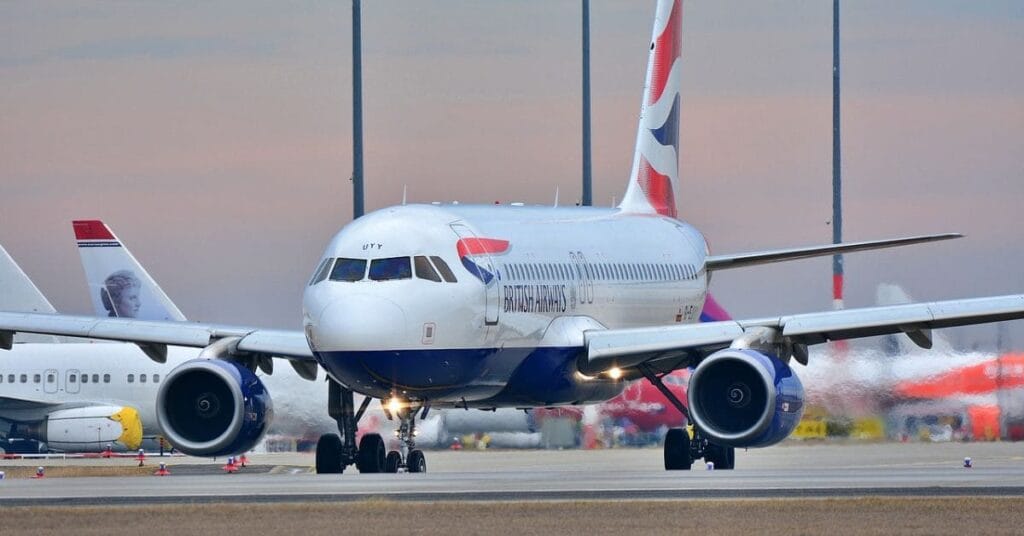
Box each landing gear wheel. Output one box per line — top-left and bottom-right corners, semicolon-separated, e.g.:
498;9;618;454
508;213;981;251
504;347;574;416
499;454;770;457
356;433;386;473
704;443;735;470
315;433;344;474
384;451;401;473
663;428;692;471
407;449;426;473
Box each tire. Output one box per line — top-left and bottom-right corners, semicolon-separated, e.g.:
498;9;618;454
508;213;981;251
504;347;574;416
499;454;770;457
315;433;344;474
384;451;401;473
407;449;426;473
705;443;735;470
664;428;692;471
356;433;386;473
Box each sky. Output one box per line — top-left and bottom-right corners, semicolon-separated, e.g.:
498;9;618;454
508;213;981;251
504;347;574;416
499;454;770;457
2;1;1022;350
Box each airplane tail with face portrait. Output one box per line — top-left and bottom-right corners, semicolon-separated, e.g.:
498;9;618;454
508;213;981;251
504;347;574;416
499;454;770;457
618;0;682;219
73;220;186;321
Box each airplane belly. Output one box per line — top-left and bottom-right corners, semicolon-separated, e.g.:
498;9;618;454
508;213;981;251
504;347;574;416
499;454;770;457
316;347;524;402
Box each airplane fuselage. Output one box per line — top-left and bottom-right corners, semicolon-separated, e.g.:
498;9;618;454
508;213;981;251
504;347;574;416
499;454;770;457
303;204;709;408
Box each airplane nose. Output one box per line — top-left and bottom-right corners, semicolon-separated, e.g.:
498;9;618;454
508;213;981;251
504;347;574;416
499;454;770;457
312;294;408;351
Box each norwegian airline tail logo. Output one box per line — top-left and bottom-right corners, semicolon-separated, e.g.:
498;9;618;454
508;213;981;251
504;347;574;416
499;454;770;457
456;238;509;284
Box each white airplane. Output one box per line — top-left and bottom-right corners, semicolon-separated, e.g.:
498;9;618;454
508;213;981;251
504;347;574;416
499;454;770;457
3;0;1024;473
0;244;145;452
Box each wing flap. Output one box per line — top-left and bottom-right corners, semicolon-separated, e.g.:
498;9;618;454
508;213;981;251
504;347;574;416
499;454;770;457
780;295;1024;345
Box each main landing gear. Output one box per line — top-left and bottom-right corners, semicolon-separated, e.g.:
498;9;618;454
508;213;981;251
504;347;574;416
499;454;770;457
637;364;735;471
315;379;427;474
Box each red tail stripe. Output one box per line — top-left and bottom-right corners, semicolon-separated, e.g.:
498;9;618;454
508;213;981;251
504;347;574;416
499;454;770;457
648;0;682;105
73;220;114;240
636;158;677;218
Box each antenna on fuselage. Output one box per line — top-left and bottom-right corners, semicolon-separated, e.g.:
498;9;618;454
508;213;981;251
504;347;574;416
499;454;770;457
402;185;408;205
554;187;560;207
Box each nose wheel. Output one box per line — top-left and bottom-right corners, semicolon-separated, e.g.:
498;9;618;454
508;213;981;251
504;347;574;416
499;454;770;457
382;402;427;473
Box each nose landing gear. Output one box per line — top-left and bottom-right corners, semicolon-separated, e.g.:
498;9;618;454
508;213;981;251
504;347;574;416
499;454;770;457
382;400;427;473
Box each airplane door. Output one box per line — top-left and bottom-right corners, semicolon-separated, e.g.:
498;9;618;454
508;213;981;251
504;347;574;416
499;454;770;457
44;369;58;394
66;369;81;394
450;223;500;326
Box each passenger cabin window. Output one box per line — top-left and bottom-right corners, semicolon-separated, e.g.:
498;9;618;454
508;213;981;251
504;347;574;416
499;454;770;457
309;258;334;286
81;374;88;384
140;374;147;383
103;374;111;383
20;374;27;383
7;374;13;383
414;256;442;282
33;374;41;383
430;257;457;283
127;374;134;383
154;374;160;383
330;258;367;282
369;257;412;281
92;374;99;383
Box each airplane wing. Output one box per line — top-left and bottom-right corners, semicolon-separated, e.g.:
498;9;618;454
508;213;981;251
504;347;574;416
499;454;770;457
579;294;1024;376
705;233;960;272
0;311;314;367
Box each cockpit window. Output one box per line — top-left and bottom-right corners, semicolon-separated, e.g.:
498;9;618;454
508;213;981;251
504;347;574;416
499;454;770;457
414;256;442;282
330;258;368;282
369;257;412;281
430;256;458;283
309;258;334;286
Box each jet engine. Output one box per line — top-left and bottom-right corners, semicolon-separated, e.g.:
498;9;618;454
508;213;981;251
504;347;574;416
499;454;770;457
687;348;804;448
10;406;143;452
156;359;273;457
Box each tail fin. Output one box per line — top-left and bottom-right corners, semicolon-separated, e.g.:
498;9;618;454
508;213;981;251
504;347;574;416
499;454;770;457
0;244;61;343
619;0;682;218
0;244;57;315
72;220;187;321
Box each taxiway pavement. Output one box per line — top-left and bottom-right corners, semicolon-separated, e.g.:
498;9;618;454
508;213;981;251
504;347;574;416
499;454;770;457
1;442;1021;505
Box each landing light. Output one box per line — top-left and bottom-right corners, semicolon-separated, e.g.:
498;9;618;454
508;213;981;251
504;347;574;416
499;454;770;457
607;367;623;380
387;397;404;415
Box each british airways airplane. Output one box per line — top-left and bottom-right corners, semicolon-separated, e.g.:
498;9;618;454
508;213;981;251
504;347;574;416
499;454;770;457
3;0;1024;473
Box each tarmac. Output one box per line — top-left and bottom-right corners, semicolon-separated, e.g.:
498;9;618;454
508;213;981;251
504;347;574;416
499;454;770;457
1;442;1022;506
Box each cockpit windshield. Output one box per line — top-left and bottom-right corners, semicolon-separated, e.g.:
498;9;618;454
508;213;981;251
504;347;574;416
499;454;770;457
329;258;367;282
312;255;456;284
369;257;412;281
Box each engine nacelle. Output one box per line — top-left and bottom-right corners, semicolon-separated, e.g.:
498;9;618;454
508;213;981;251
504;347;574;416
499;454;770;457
156;359;273;457
687;348;804;448
12;406;143;452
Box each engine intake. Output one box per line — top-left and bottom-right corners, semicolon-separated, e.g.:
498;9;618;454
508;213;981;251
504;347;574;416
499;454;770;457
156;359;273;457
687;348;804;448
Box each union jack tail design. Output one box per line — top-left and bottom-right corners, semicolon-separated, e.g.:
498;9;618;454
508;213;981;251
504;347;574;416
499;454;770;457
619;0;682;219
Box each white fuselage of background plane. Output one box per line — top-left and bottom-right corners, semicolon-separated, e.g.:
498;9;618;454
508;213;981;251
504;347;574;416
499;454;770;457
304;204;708;407
0;343;350;445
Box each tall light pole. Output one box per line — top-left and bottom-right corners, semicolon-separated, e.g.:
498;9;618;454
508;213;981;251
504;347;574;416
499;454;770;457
352;0;365;218
581;0;593;206
831;0;843;311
